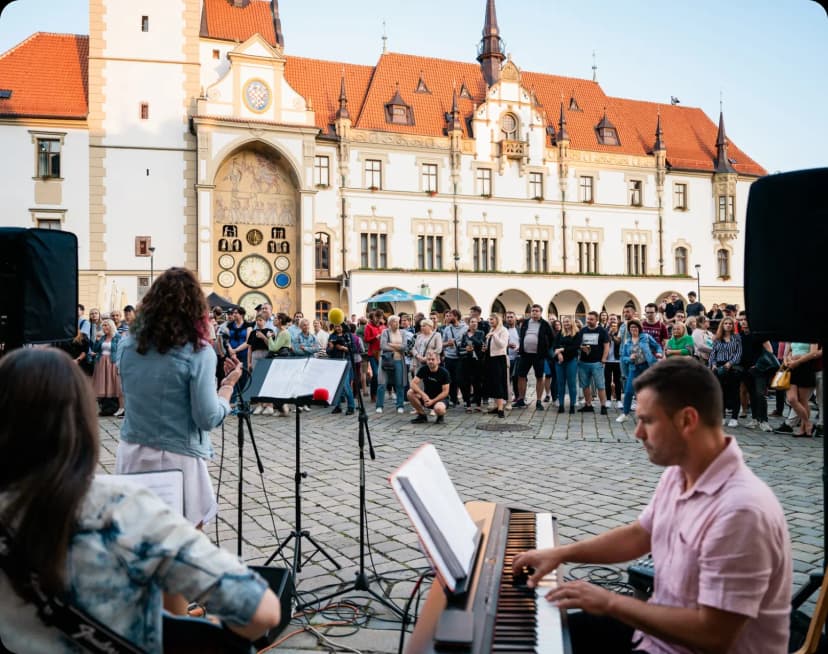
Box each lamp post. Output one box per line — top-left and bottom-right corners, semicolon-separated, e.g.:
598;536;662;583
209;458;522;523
694;263;701;301
149;246;156;285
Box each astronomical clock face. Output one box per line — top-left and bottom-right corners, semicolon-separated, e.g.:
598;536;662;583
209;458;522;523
239;291;270;320
217;270;236;288
237;254;272;289
218;254;235;270
243;79;271;113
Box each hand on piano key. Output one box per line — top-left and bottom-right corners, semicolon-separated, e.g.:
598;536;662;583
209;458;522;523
511;548;563;591
545;579;615;615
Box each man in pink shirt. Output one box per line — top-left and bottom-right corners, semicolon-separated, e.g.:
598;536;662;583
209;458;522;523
513;358;791;653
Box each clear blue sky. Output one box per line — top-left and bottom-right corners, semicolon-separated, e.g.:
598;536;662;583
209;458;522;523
2;0;825;173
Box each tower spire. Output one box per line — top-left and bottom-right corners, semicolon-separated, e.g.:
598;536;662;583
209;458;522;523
382;20;388;54
269;0;284;48
715;106;735;173
654;109;665;152
557;101;569;142
336;69;350;120
477;0;505;86
592;50;598;82
448;84;462;132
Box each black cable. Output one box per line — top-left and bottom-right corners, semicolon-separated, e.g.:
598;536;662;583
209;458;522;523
397;569;434;654
214;420;226;546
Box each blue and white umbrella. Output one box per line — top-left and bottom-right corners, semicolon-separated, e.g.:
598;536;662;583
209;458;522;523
360;288;431;307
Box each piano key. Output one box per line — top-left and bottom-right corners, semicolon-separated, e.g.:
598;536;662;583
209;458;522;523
533;513;564;654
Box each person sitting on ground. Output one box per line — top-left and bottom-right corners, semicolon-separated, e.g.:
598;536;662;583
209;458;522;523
0;348;281;653
408;350;450;424
513;358;791;654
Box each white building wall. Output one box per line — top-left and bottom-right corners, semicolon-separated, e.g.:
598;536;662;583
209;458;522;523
199;42;232;91
102;0;186;62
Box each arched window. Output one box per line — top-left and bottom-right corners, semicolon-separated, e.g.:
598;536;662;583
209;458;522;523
315;300;331;321
717;249;730;278
501;113;519;140
575;301;587;325
547;301;559;318
675;247;688;275
491;299;506;316
430;297;450;315
315;232;330;276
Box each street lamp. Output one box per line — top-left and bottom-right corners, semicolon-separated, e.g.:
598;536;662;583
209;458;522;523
149;246;156;285
694;263;701;300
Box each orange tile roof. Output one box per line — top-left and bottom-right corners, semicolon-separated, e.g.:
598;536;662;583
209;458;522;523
201;0;278;46
0;33;88;119
284;57;375;133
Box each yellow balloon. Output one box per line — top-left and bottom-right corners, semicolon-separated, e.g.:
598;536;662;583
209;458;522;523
328;307;345;326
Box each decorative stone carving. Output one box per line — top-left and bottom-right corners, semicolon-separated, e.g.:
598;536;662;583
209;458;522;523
350;130;445;149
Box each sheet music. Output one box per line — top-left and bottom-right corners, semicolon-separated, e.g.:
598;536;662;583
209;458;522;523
253;357;348;402
389;444;478;591
97;469;184;515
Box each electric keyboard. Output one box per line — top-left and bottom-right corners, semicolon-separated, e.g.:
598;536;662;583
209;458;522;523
406;501;571;654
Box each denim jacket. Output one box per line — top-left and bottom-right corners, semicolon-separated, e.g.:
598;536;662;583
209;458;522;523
292;331;320;356
90;333;122;362
620;333;662;378
115;336;231;459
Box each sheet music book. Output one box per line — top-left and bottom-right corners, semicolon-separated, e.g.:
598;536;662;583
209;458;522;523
97;469;184;515
389;444;479;592
250;357;348;403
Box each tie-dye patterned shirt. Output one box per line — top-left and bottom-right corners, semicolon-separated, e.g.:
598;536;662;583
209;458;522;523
0;477;267;653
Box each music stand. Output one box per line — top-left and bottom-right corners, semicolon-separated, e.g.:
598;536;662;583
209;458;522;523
301;324;404;618
246;356;349;577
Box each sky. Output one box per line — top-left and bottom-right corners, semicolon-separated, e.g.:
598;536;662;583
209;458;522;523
1;0;826;174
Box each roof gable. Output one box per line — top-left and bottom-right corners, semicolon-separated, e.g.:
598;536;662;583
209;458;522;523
201;0;278;47
0;33;88;119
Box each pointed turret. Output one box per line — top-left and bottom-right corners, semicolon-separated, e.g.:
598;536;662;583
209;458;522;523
270;0;284;48
447;86;462;133
477;0;505;87
557;101;569;143
714;110;735;173
336;72;349;121
653;111;665;153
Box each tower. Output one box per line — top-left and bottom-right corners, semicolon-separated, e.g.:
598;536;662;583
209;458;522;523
477;0;505;87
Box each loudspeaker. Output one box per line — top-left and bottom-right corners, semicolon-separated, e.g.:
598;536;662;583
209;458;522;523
0;228;78;348
745;168;828;343
249;565;294;645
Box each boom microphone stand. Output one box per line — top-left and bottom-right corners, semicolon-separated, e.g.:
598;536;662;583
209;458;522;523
300;320;403;617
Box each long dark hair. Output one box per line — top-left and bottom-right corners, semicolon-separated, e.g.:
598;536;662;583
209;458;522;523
133;267;209;354
0;348;99;595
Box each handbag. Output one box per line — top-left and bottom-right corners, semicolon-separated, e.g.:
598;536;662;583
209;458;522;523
381;351;396;371
770;366;791;391
755;349;781;374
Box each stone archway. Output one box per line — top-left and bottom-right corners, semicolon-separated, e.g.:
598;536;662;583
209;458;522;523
212;143;299;319
493;288;533;316
434;288;476;313
603;290;641;315
551;290;589;323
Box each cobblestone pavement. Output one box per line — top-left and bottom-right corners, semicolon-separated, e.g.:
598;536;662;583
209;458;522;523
97;388;823;653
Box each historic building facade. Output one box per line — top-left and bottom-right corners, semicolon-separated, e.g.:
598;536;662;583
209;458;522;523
0;0;765;320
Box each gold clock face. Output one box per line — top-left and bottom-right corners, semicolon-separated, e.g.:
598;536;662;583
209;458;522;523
246;229;264;246
218;254;235;270
217;271;236;288
237;254;272;289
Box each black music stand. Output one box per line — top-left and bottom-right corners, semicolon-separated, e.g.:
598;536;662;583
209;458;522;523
299;326;404;618
246;356;349;577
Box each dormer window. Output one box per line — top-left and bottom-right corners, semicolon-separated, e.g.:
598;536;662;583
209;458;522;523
501;113;519;140
459;83;472;100
595;111;620;146
385;86;414;125
415;75;431;94
568;96;581;111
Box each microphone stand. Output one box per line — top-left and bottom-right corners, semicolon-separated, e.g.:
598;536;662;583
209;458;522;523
231;379;266;558
298;322;403;618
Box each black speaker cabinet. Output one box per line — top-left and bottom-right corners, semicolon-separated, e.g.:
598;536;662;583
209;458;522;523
745;168;828;343
249;565;294;645
0;228;78;348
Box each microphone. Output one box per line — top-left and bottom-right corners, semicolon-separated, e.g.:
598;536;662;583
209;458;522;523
328;307;345;326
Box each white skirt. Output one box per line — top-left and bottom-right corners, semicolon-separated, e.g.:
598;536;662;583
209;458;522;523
115;441;218;526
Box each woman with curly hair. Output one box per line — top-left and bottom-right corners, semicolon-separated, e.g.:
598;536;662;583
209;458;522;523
115;267;241;530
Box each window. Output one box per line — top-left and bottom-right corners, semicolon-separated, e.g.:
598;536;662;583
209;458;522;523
422;163;438;193
477;167;492;196
417;235;443;270
360;232;387;268
140;103;149;120
674;183;687;210
36;218;61;230
718;249;730;278
315;300;331;321
365;159;382;189
629;180;643;206
315;233;330;274
314;155;330;187
626;243;647;275
37;139;61;178
529;172;543;199
472;237;497;271
675;247;688;275
579;176;594;203
577;241;599;274
141;16;149;32
501;113;518;140
718;195;735;222
525;239;548;272
212;49;220;60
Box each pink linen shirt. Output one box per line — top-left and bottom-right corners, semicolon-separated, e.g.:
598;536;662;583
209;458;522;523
635;437;791;654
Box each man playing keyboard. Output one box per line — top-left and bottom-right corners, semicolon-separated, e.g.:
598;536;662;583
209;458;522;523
513;358;791;654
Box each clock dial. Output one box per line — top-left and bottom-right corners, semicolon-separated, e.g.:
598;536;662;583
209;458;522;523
239;291;269;320
274;272;291;289
217;271;236;288
274;255;290;271
244;79;271;113
237;254;272;289
246;229;263;246
218;254;235;270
